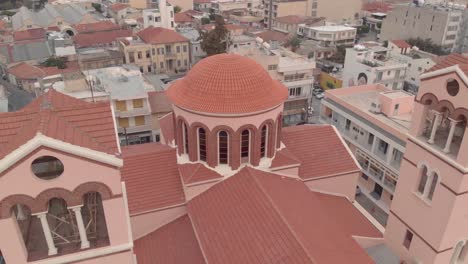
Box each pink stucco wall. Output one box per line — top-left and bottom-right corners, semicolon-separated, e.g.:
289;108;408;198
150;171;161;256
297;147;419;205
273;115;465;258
130;205;187;240
378;92;414;117
0;217;28;263
173;104;283;132
103;197;132;246
270;166;300;178
304;171;360;201
185;180;221;201
0;148;122;202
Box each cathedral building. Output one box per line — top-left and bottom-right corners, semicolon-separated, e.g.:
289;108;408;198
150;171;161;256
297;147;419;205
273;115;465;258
0;54;382;264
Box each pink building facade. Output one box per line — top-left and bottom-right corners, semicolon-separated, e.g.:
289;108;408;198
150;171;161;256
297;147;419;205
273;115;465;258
385;54;468;263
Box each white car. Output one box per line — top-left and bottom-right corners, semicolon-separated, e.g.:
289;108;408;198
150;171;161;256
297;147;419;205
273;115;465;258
315;92;324;99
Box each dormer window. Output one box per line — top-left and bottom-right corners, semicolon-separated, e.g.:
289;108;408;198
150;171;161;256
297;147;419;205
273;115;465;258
447;78;459;96
31;156;64;180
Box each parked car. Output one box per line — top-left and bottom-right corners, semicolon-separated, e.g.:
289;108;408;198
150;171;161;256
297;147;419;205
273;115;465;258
312;88;323;95
315;92;324;99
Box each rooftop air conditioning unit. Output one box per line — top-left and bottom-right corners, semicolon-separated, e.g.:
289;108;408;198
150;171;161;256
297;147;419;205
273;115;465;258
369;100;381;114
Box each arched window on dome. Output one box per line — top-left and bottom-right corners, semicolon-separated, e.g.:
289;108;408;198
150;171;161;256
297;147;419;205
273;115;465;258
218;131;229;164
183;122;189;154
198;128;207;161
260;125;268;158
240;129;250;163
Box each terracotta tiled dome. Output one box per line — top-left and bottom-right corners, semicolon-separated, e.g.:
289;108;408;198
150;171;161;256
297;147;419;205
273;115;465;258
167;54;288;114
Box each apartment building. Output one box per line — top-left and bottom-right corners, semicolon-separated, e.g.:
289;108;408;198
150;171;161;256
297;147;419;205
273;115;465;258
233;44;315;126
118;26;190;74
263;0;362;30
381;3;465;52
388;40;437;93
320;84;412;219
342;43;407;89
142;0;175;30
77;48;125;70
297;25;356;46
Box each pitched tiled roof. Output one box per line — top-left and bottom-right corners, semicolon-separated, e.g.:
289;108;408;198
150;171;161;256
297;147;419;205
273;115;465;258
391;39;411;49
8;61;81;80
166;54;288;114
109;3;130;12
270;147;301;168
73;29;132;48
137;26;189;44
148;91;172;114
13;28;46;41
121;143;185;215
0;89;119;159
159;112;175;145
426;53;468;75
74;21;120;34
178;163;222;184
175;12;194;23
187;167;379;264
282;125;360;180
255;30;289;43
134;215;205;264
7;62;45;79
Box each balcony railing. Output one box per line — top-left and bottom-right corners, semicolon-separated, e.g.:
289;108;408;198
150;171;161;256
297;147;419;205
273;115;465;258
118;124;152;134
115;108;151;118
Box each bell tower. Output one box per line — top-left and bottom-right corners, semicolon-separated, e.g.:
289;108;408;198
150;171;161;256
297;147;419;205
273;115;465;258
385;57;468;264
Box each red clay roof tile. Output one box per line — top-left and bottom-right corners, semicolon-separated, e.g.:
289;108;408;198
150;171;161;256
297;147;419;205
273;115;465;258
175;12;194;23
159;112;175;145
0;90;119;159
134;215;205;264
270;147;301;168
178;163;222;184
148;91;172;114
426;53;468;75
166;54;288;114
121;143;185;215
109;3;130;12
137;26;189;44
74;21;121;34
187;167;379;264
13;28;46;41
391;39;411;49
282;125;360;179
73;29;132;48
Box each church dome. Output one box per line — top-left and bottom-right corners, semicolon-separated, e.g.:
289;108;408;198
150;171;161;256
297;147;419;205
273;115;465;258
166;53;288;114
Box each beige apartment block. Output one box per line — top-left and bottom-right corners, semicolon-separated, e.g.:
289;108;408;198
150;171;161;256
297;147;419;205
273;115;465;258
264;0;362;29
119;27;190;74
381;4;464;51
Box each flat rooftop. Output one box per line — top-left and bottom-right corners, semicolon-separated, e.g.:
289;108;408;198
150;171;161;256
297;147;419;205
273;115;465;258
308;25;356;31
324;84;412;143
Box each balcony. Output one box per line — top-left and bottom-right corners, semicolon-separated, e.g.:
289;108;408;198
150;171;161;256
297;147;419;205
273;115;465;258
118;124;152;134
115;108;151;118
356;149;397;193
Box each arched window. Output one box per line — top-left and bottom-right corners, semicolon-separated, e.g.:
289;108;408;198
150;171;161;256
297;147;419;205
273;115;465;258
183;122;189;154
219;131;229;164
82;192;109;243
417;165;428;194
427;173;438;201
198;128;207;161
260;125;268;158
241;129;250;163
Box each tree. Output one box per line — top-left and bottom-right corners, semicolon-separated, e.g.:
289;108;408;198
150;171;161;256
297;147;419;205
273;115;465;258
328;45;346;64
199;15;231;56
406;37;447;55
201;17;210;25
357;24;370;36
285;35;301;52
92;3;102;13
41;57;67;69
174;6;182;13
